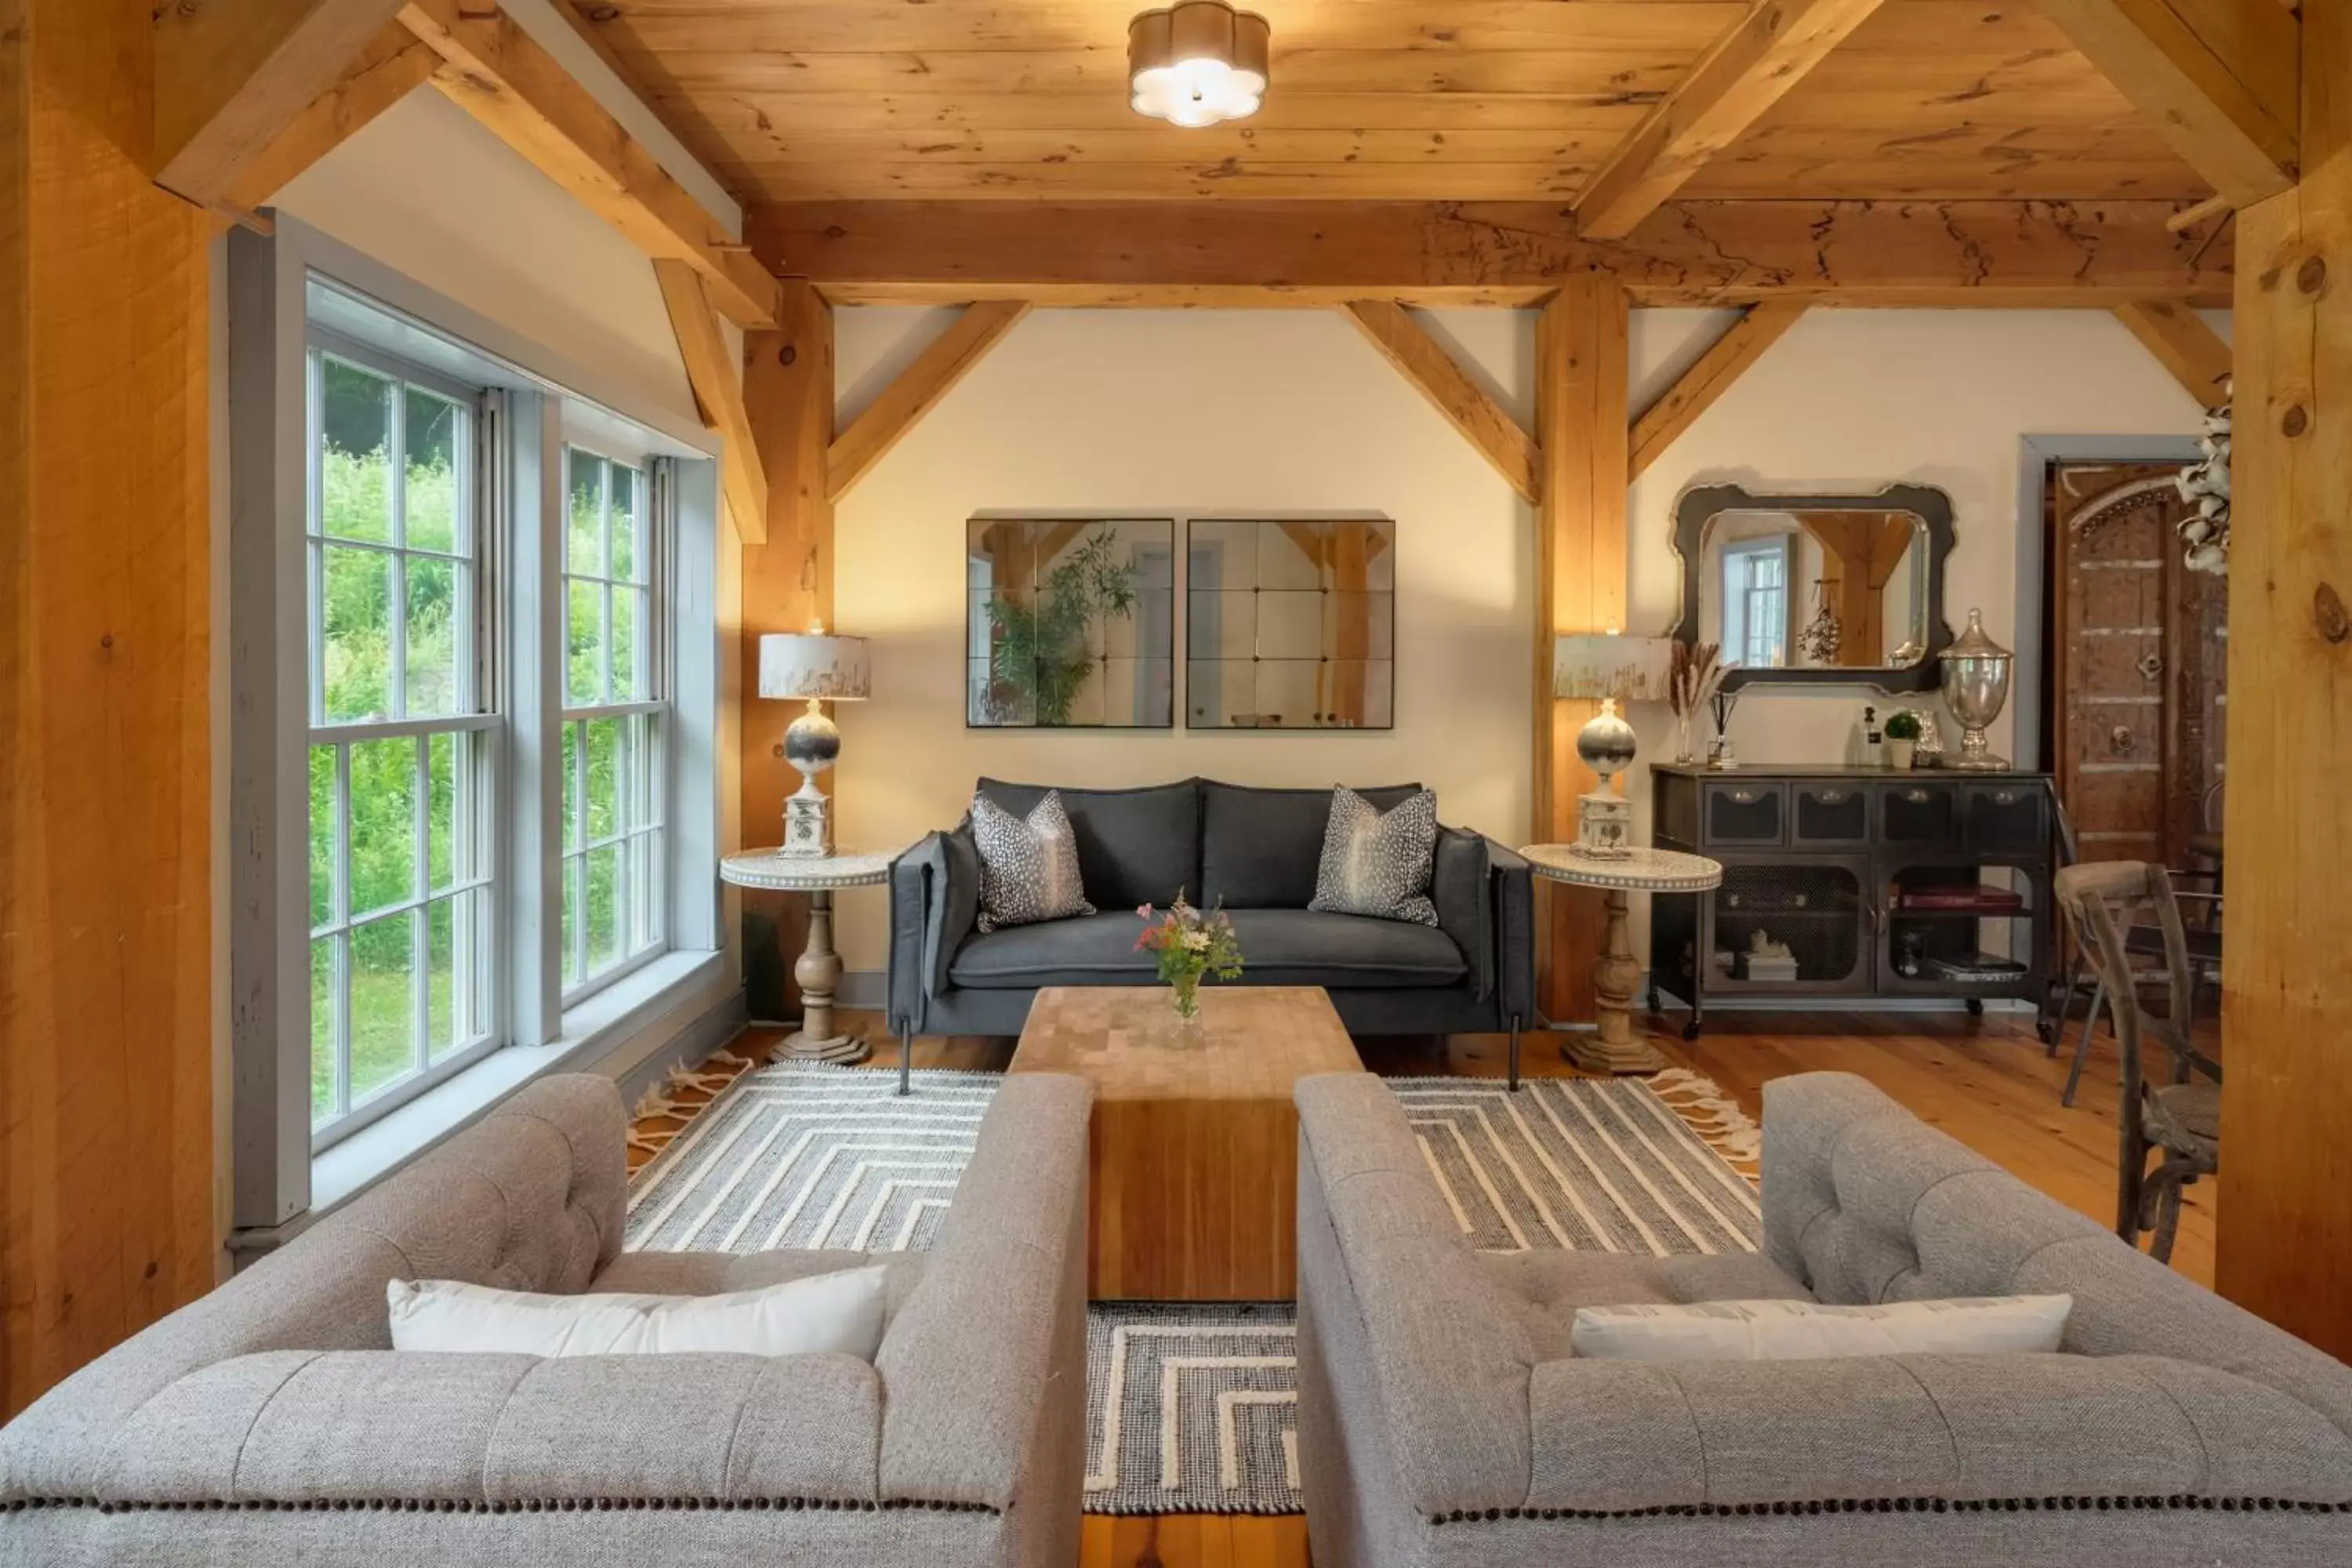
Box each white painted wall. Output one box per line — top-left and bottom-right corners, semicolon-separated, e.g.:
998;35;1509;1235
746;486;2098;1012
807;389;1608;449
829;304;2212;973
274;91;700;429
829;306;1539;970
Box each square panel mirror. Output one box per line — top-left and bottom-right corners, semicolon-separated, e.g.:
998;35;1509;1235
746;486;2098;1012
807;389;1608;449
1185;517;1396;729
966;517;1175;728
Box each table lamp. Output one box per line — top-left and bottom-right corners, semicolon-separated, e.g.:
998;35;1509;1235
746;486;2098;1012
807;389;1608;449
1552;631;1673;858
759;626;870;857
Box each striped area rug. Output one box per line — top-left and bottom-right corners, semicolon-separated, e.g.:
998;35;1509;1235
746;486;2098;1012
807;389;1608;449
624;1062;1761;1515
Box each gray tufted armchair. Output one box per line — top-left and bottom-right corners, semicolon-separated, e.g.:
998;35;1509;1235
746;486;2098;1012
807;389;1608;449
2;1071;1094;1568
1293;1067;2352;1568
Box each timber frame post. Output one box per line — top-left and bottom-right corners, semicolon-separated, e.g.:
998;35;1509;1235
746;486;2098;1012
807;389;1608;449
1533;278;1632;1025
2217;0;2349;1360
738;281;834;1016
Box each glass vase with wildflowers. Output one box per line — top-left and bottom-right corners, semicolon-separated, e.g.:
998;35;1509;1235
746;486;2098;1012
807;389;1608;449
1134;891;1244;1023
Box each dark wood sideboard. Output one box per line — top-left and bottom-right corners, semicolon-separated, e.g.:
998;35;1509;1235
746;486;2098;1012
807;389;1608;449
1649;764;2055;1039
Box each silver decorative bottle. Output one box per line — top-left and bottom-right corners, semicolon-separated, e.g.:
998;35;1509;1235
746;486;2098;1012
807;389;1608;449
1938;609;2013;771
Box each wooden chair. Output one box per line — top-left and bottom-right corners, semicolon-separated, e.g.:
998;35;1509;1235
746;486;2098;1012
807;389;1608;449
2042;792;2223;1108
2052;862;2222;1264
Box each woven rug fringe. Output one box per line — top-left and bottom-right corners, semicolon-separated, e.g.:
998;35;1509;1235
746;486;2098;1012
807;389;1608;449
1646;1067;1762;1173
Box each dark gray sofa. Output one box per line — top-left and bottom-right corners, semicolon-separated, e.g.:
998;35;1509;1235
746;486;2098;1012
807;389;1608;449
887;778;1534;1075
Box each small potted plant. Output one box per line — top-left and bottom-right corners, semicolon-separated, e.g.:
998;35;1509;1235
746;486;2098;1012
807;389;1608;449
1884;708;1923;770
1134;891;1244;1026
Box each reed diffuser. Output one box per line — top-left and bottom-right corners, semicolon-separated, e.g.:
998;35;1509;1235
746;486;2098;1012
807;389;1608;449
1708;688;1742;769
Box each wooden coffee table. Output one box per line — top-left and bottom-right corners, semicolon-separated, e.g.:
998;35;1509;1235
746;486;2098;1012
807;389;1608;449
1007;985;1361;1301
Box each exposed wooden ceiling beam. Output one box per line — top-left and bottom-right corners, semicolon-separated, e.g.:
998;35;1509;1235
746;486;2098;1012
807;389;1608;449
752;201;2234;309
1573;0;1891;241
153;0;411;208
2033;0;2299;208
1341;301;1538;503
2112;299;2232;405
826;300;1029;501
397;0;780;328
653;260;768;545
1630;303;1809;479
223;24;440;214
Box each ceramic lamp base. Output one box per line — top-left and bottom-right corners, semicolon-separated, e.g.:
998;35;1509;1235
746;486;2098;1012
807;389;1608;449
781;786;833;857
779;701;840;858
1573;782;1634;858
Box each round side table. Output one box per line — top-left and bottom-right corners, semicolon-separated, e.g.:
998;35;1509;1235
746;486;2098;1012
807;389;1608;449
1519;844;1723;1074
720;848;898;1066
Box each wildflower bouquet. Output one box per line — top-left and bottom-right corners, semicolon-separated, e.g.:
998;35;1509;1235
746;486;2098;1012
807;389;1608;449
1133;890;1245;1023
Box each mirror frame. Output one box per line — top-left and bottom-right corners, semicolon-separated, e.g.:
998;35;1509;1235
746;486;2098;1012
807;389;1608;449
1668;481;1957;693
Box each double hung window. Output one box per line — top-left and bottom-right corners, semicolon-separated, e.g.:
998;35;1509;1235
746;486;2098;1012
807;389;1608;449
559;448;670;999
304;347;496;1131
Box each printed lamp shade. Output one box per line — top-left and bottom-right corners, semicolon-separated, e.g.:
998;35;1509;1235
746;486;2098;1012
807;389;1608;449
759;633;871;702
1552;633;1674;703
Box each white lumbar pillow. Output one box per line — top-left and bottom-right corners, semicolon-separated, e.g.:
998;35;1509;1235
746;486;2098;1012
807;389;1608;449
387;1265;889;1359
1570;1294;2072;1362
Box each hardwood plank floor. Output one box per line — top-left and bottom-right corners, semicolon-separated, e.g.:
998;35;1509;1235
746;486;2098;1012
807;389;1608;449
630;1003;2216;1568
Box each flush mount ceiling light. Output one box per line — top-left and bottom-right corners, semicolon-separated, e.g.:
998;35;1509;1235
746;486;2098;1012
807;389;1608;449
1128;0;1270;128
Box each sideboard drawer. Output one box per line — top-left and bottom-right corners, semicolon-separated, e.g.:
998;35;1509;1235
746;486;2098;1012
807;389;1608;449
1704;782;1786;847
1792;784;1870;844
1878;782;1958;843
1965;784;2048;855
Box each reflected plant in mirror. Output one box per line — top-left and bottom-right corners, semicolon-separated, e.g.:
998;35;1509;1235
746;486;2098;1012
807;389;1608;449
967;518;1175;728
1670;485;1955;693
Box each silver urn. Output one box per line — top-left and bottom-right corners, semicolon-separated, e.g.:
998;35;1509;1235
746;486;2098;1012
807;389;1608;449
1938;608;2013;771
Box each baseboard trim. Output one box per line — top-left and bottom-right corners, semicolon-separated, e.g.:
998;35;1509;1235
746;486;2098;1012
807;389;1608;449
609;991;753;1114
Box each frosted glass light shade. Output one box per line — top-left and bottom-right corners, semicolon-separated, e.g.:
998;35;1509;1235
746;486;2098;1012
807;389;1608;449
759;633;870;702
1129;1;1269;127
1552;633;1674;702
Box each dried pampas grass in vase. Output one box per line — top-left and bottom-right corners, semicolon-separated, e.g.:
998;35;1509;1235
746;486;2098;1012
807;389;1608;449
1665;641;1722;765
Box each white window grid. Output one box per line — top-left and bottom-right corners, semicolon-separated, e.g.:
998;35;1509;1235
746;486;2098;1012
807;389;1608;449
559;448;670;1003
305;342;500;1140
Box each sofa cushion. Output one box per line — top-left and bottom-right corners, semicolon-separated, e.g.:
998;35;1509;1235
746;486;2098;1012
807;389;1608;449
1200;779;1421;909
385;1266;891;1359
1481;1251;1813;1362
1568;1292;2072;1362
947;907;1466;990
977;778;1200;910
971;789;1094;932
1308;786;1440;926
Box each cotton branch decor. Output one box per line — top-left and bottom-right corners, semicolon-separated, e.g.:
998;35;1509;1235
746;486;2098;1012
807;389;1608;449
1665;640;1722;765
2176;379;2231;576
1797;582;1842;665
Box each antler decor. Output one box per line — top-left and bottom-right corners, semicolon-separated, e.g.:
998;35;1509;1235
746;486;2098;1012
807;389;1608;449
2176;379;2230;576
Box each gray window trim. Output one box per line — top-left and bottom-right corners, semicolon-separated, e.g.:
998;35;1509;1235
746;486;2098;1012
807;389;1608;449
227;220;728;1235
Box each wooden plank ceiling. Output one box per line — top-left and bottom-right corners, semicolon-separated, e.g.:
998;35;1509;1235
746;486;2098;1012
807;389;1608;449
568;0;2208;204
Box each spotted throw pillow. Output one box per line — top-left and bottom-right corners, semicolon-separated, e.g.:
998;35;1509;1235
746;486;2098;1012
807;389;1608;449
1308;786;1439;927
971;789;1095;933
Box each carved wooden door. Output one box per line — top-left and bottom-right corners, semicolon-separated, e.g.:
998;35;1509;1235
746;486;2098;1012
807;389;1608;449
2048;461;2227;866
